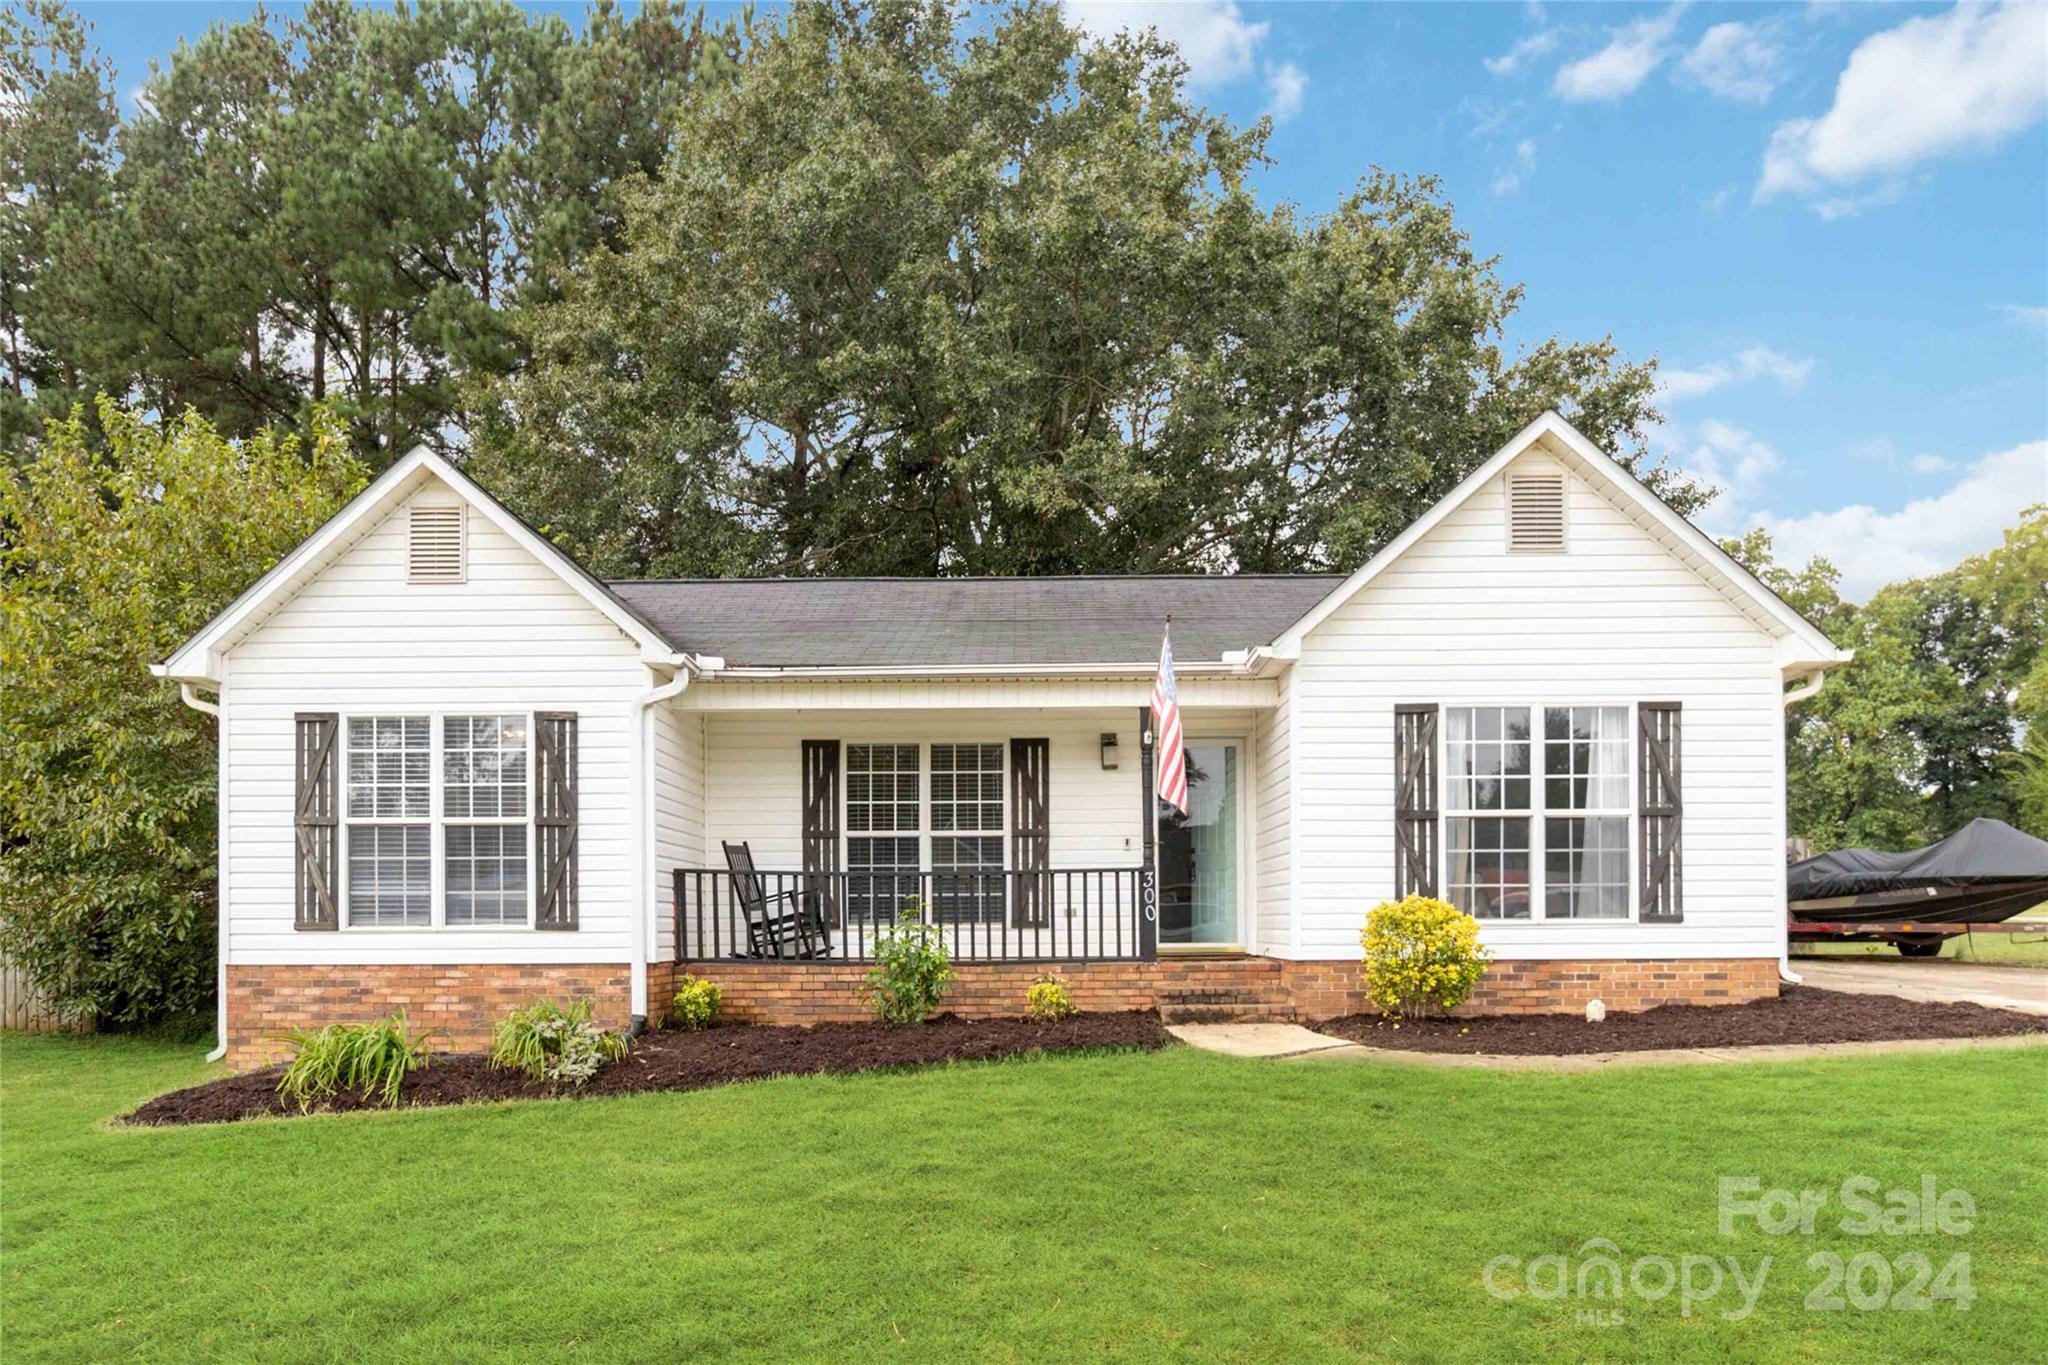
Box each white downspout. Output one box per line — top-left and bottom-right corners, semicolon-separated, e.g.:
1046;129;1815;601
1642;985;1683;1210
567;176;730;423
174;682;231;1062
1776;669;1829;986
631;663;693;1031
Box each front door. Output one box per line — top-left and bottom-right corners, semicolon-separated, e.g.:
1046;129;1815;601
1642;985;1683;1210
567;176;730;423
1158;740;1241;947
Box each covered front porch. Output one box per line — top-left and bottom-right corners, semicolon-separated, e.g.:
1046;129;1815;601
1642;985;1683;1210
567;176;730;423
660;690;1277;965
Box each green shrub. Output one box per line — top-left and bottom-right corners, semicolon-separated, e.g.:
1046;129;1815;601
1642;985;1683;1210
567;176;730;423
670;975;722;1031
1026;972;1076;1022
490;998;628;1086
275;1011;437;1111
1360;895;1492;1020
861;901;954;1024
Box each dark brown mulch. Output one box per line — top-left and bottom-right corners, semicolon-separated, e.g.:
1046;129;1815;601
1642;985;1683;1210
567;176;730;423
1315;986;2048;1056
122;1010;1173;1127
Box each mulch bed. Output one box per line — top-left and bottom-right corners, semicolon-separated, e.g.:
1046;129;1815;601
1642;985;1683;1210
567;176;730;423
123;1010;1173;1127
1315;986;2048;1056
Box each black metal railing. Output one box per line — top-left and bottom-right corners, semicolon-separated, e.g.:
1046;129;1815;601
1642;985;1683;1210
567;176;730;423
673;866;1149;963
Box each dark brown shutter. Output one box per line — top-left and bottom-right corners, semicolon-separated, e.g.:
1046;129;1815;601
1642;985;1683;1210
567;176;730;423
1394;704;1440;898
1009;738;1051;928
801;740;841;928
536;712;579;930
1638;702;1683;922
294;713;340;930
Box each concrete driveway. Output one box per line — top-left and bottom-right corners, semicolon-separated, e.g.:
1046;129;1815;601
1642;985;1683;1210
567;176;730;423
1794;958;2048;1016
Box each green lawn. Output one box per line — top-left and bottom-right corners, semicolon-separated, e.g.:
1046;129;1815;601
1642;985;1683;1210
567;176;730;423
4;1033;2045;1363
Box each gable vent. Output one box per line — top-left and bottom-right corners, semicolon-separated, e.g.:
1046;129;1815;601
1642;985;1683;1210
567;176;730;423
407;505;466;584
1507;471;1567;552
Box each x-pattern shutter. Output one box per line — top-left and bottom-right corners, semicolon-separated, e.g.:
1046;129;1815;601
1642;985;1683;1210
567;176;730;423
1394;704;1440;898
294;713;339;930
536;712;579;930
1638;702;1683;922
1010;738;1051;928
801;740;842;928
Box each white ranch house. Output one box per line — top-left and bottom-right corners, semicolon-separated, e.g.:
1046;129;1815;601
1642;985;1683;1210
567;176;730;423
154;412;1851;1061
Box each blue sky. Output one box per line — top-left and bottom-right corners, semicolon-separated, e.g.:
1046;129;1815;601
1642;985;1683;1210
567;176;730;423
80;0;2048;596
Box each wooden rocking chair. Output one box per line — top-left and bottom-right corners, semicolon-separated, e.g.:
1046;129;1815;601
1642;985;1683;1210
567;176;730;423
723;841;832;959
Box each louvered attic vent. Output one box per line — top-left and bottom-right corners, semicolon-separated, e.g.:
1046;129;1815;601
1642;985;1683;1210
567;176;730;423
408;504;466;583
1507;471;1567;552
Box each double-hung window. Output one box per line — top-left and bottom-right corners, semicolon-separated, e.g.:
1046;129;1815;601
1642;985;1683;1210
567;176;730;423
343;713;532;928
1443;704;1631;921
844;741;1006;924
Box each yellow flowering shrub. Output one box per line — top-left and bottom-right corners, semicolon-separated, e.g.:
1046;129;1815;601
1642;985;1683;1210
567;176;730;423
670;975;723;1031
1360;896;1492;1019
1026;972;1076;1022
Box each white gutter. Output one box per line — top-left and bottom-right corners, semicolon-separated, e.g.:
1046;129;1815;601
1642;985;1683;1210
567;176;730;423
1775;668;1832;987
630;658;695;1030
693;654;1272;682
171;681;230;1062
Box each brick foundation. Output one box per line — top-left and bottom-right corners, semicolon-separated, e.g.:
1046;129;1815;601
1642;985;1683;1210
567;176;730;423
224;963;632;1067
1284;956;1780;1020
680;956;1778;1025
225;955;1780;1064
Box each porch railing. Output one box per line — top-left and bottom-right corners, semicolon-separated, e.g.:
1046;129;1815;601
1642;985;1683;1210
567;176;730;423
673;867;1149;963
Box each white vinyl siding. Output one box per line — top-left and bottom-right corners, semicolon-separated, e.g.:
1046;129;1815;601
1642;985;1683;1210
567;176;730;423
650;704;705;963
1287;453;1788;962
222;485;646;965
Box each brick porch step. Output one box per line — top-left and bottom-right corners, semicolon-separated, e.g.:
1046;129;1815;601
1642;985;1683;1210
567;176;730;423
1157;984;1296;1024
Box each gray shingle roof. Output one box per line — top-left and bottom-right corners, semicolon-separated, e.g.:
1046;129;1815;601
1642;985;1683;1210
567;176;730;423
605;576;1344;668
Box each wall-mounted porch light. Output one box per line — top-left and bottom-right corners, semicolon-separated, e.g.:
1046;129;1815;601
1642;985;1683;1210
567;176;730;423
1100;732;1120;770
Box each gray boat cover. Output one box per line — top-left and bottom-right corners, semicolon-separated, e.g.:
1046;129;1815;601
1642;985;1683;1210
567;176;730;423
1788;818;2048;899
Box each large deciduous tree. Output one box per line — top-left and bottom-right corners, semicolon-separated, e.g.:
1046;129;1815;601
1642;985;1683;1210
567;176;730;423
473;0;1690;578
0;403;364;1028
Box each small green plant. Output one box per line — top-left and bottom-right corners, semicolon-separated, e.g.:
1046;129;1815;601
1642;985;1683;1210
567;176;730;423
670;975;723;1031
861;899;954;1024
490;998;628;1087
275;1011;437;1111
1361;895;1493;1020
1026;972;1076;1022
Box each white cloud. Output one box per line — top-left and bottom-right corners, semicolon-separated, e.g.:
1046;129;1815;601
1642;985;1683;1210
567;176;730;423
1680;420;1784;535
1678;21;1782;103
1264;61;1307;121
1757;2;2048;205
1065;1;1266;86
1553;6;1684;102
1999;303;2048;328
1701;185;1734;212
1491;138;1538;196
1485;30;1558;77
1658;346;1814;402
1910;453;1955;474
1750;441;2048;598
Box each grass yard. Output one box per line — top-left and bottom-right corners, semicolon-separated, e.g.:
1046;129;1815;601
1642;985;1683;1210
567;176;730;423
4;1033;2045;1363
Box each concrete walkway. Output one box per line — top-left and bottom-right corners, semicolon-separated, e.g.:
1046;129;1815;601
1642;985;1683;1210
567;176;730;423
1795;958;2048;1016
1167;1022;2048;1071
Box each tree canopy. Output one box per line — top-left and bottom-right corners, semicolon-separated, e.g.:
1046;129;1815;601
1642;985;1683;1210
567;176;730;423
1727;507;2048;850
0;403;364;1026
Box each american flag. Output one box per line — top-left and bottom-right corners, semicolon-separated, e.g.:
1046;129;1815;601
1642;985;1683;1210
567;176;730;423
1152;619;1188;815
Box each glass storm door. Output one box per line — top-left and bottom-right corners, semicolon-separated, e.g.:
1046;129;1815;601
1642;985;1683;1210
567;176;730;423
1158;742;1241;947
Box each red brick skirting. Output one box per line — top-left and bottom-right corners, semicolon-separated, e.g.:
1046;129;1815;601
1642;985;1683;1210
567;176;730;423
224;964;631;1067
226;956;1780;1064
1285;956;1781;1020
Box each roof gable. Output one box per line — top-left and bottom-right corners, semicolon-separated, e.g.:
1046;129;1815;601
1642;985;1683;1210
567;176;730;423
1272;411;1852;675
154;447;680;683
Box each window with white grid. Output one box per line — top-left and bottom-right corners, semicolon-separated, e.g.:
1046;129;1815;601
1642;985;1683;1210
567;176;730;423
930;742;1004;924
342;712;533;928
345;716;431;925
846;744;921;922
1443;704;1634;922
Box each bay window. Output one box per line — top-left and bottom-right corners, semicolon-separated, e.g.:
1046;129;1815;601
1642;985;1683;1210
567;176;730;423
1444;704;1632;921
343;713;532;928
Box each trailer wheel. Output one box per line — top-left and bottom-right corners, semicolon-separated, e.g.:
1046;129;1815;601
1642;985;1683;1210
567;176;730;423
1895;938;1946;958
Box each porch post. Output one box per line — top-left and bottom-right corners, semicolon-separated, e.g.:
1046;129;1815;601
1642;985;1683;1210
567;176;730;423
1138;705;1158;960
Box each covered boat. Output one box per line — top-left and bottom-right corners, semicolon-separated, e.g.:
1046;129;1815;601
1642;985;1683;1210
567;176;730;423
1789;817;2048;926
